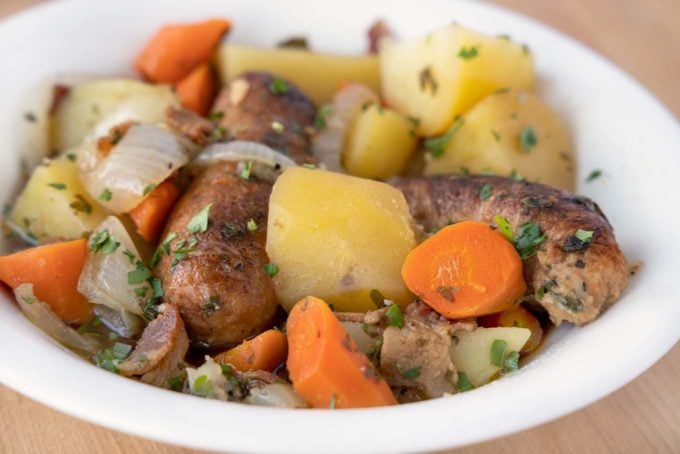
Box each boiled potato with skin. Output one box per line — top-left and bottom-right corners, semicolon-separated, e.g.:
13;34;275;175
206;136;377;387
267;167;416;312
218;44;380;105
425;90;576;191
9;158;107;240
50;78;178;151
380;25;534;136
343;104;418;180
450;327;530;388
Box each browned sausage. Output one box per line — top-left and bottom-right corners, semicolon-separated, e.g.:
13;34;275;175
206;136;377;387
393;175;628;326
157;72;316;347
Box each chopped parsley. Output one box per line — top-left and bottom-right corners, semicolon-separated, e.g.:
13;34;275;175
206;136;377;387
151;232;177;267
328;393;337;409
77;316;102;335
271;120;285;133
369;289;385;307
208;111;224;121
563;229;594;252
424;116;464;158
519;126;538;152
509;169;524;181
478;183;492;201
168;375;184;391
314;105;332;129
586;169;602;183
47;182;66;190
89;230;120;254
143;183;157;196
127;261;152;285
264;262;279;278
66;153;77;162
93;342;132;374
457;46;479;60
436;286;458;302
385;304;404;328
575;229;594;243
99;188;112;202
187;203;212;234
418;65;438;94
247;219;257;231
490;339;508;367
191;375;213;397
402;366;421;380
457;371;475;392
514;221;546;259
491;129;501;141
269;78;289;95
494;215;514;242
21;296;36;305
171;236;199;269
240;160;253;180
70;194;93;214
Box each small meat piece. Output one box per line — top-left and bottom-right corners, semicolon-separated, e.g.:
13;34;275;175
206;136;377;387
212;72;316;164
394;175;628;326
367;20;393;54
119;304;189;388
166;106;215;145
156;161;276;347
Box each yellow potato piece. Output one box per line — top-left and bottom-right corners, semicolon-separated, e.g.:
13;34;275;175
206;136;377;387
425;90;576;191
380;25;534;136
450;327;530;387
266;167;416;312
217;44;380;105
343;104;418;180
9;158;107;240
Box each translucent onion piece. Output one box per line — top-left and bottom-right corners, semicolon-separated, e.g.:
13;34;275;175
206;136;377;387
14;283;100;354
1;219;39;246
78;216;150;335
244;383;309;408
186;356;228;401
191;141;298;171
340;321;375;356
311;84;378;171
78;124;190;213
93;304;144;339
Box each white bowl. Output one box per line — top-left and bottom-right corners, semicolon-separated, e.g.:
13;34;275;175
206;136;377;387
0;0;678;452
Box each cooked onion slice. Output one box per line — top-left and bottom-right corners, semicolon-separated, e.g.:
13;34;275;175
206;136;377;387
78;216;150;336
14;283;100;354
78;123;191;213
93;304;144;339
311;84;378;171
244;383;309;408
191;141;298;170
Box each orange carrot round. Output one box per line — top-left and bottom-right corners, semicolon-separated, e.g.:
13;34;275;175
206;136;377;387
287;296;397;408
213;329;288;372
129;180;181;242
0;239;92;324
479;305;543;353
401;220;526;319
176;63;218;117
135;19;231;83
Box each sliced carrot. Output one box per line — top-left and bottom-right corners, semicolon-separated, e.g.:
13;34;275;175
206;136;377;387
287;296;396;408
0;239;92;324
176;63;218;116
134;19;231;83
213;329;287;372
129;181;181;242
401;220;526;319
479;305;543;354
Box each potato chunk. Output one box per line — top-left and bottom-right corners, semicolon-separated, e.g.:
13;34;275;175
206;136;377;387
9;158;107;240
380;25;534;136
425;91;575;191
50;78;178;151
217;44;380;105
343;104;418;180
450;327;530;387
266;167;416;312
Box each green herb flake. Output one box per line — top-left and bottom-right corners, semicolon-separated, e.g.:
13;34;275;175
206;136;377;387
586;169;602;183
89;230;120;254
264;262;279;278
402;366;421;380
385;304;404;328
150;277;164;298
246;219;257;231
478;183;492;201
369;289;385;306
504;350;520;372
134;287;149;298
457;46;479;60
123;249;136;264
151;232;177;267
269;78;289;95
128;263;152;285
187;203;213;234
99;188;112;202
491;129;501;141
514;221;546;260
575;229;594;243
425;116;464;158
21;296;36;305
66;153;77;162
494;216;514;242
436;286;459;302
418;65;438;94
77;316;102;335
457;371;475;392
47;182;66;190
509;169;524;181
93;342;132;374
240;160;253;180
192;375;213;398
70;194;93;215
108;332;119;341
168;375;184;391
490;339;508;367
143;183;157;196
208;111;224;121
519;126;538;152
328;393;337;409
314;105;332;130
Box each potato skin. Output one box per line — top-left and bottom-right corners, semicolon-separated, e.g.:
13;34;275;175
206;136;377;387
156;161;276;347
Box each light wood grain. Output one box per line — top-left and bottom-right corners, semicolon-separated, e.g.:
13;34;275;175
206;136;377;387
0;1;678;453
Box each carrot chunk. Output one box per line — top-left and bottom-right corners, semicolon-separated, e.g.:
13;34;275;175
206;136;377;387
0;239;92;323
479;305;543;353
401;220;526;319
176;63;218;116
134;19;231;83
286;296;397;408
129;181;181;242
213;329;288;372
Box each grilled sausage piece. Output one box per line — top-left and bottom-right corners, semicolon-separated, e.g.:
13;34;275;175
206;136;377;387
393;175;628;326
157;72;316;347
212;71;316;163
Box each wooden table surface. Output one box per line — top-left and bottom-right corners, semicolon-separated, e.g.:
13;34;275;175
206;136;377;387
0;0;678;453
